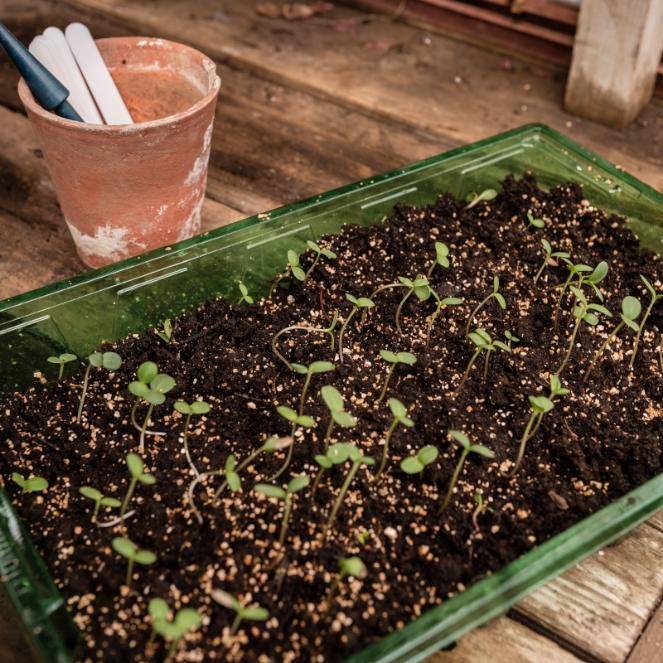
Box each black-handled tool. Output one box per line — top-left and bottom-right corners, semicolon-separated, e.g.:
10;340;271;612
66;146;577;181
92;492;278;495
0;22;82;121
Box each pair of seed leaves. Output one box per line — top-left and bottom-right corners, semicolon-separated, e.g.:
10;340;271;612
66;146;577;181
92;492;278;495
316;442;375;469
112;537;156;566
570;286;612;325
320;385;356;427
80;486;120;510
529;375;570;414
148;598;201;642
254;475;310;501
12;472;48;493
212;590;269;623
129;361;175;405
291;360;335;376
380;350;417;367
469;328;511;352
400;445;439;474
449;430;494;459
288;241;337;281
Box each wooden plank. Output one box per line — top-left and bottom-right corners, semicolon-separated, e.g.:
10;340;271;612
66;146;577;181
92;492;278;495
646;510;663;533
515;521;663;662
427;615;583;662
565;0;663;128
60;0;663;190
627;596;663;662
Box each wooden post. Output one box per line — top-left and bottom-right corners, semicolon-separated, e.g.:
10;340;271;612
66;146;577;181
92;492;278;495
565;0;663;128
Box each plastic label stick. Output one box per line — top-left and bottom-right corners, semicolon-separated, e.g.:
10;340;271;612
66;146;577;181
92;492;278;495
65;22;132;125
41;27;103;124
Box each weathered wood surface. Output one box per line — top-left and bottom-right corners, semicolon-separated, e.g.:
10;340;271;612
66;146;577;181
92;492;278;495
430;614;584;662
515;520;663;662
565;0;663;128
59;0;663;190
0;1;662;662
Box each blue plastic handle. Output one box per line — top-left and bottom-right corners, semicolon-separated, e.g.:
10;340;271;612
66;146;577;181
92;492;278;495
0;22;82;122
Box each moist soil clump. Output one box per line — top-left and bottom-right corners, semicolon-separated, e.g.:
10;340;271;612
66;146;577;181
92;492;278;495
1;174;662;662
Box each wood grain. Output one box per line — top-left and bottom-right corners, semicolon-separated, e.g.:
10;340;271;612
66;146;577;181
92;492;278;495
428;615;583;662
515;520;663;662
60;0;663;190
0;2;662;662
627;596;663;663
565;0;663;128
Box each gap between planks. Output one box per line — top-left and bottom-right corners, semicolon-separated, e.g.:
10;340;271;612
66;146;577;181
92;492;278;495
59;0;663;190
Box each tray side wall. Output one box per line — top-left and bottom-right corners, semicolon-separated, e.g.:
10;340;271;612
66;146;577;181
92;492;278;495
0;124;662;662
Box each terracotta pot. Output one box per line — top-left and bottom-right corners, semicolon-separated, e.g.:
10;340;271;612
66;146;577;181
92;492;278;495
18;36;221;268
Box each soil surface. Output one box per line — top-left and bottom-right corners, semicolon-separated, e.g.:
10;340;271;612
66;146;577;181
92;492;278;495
1;175;662;663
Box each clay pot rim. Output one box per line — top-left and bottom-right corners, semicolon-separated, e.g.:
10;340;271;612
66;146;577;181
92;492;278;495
18;35;221;134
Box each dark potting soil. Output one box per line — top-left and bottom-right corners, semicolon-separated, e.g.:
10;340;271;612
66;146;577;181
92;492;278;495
1;175;662;663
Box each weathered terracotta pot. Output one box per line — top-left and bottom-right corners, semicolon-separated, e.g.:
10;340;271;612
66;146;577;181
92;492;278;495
19;36;221;268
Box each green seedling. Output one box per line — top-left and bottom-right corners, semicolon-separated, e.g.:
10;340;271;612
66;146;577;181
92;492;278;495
11;472;48;494
211;436;293;499
47;353;77;380
148;598;202;658
425;296;464;347
556;287;612;375
79;486;121;523
155;319;173;344
128;361;176;453
471;491;494;531
427;241;451;278
237;281;254;305
254;475;310;546
326;556;367;605
112;536;156;588
395;275;434;334
400;445;439;476
534;239;570;284
439;431;494;514
355;529;371;547
76;351;122;423
630;275;663;369
271;312;339;370
321;444;374;540
320;386;356;449
464;276;506;337
502;330;520;351
287;249;305;282
375;398;414;479
553;259;608;323
509;375;569;476
584;295;642;381
304;240;337;280
338;293;374;363
367;274;435;333
120;453;156;522
312;442;355;495
377;350;416;406
291;361;336;415
174;400;211;477
527;211;545;229
187;436;292;524
212;590;269;636
270;406;317;480
465;188;497;210
455;329;511;393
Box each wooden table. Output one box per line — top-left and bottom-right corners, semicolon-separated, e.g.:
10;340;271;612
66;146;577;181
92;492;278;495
1;2;662;661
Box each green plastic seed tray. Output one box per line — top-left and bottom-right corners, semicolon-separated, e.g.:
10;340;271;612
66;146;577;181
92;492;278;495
1;124;662;663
